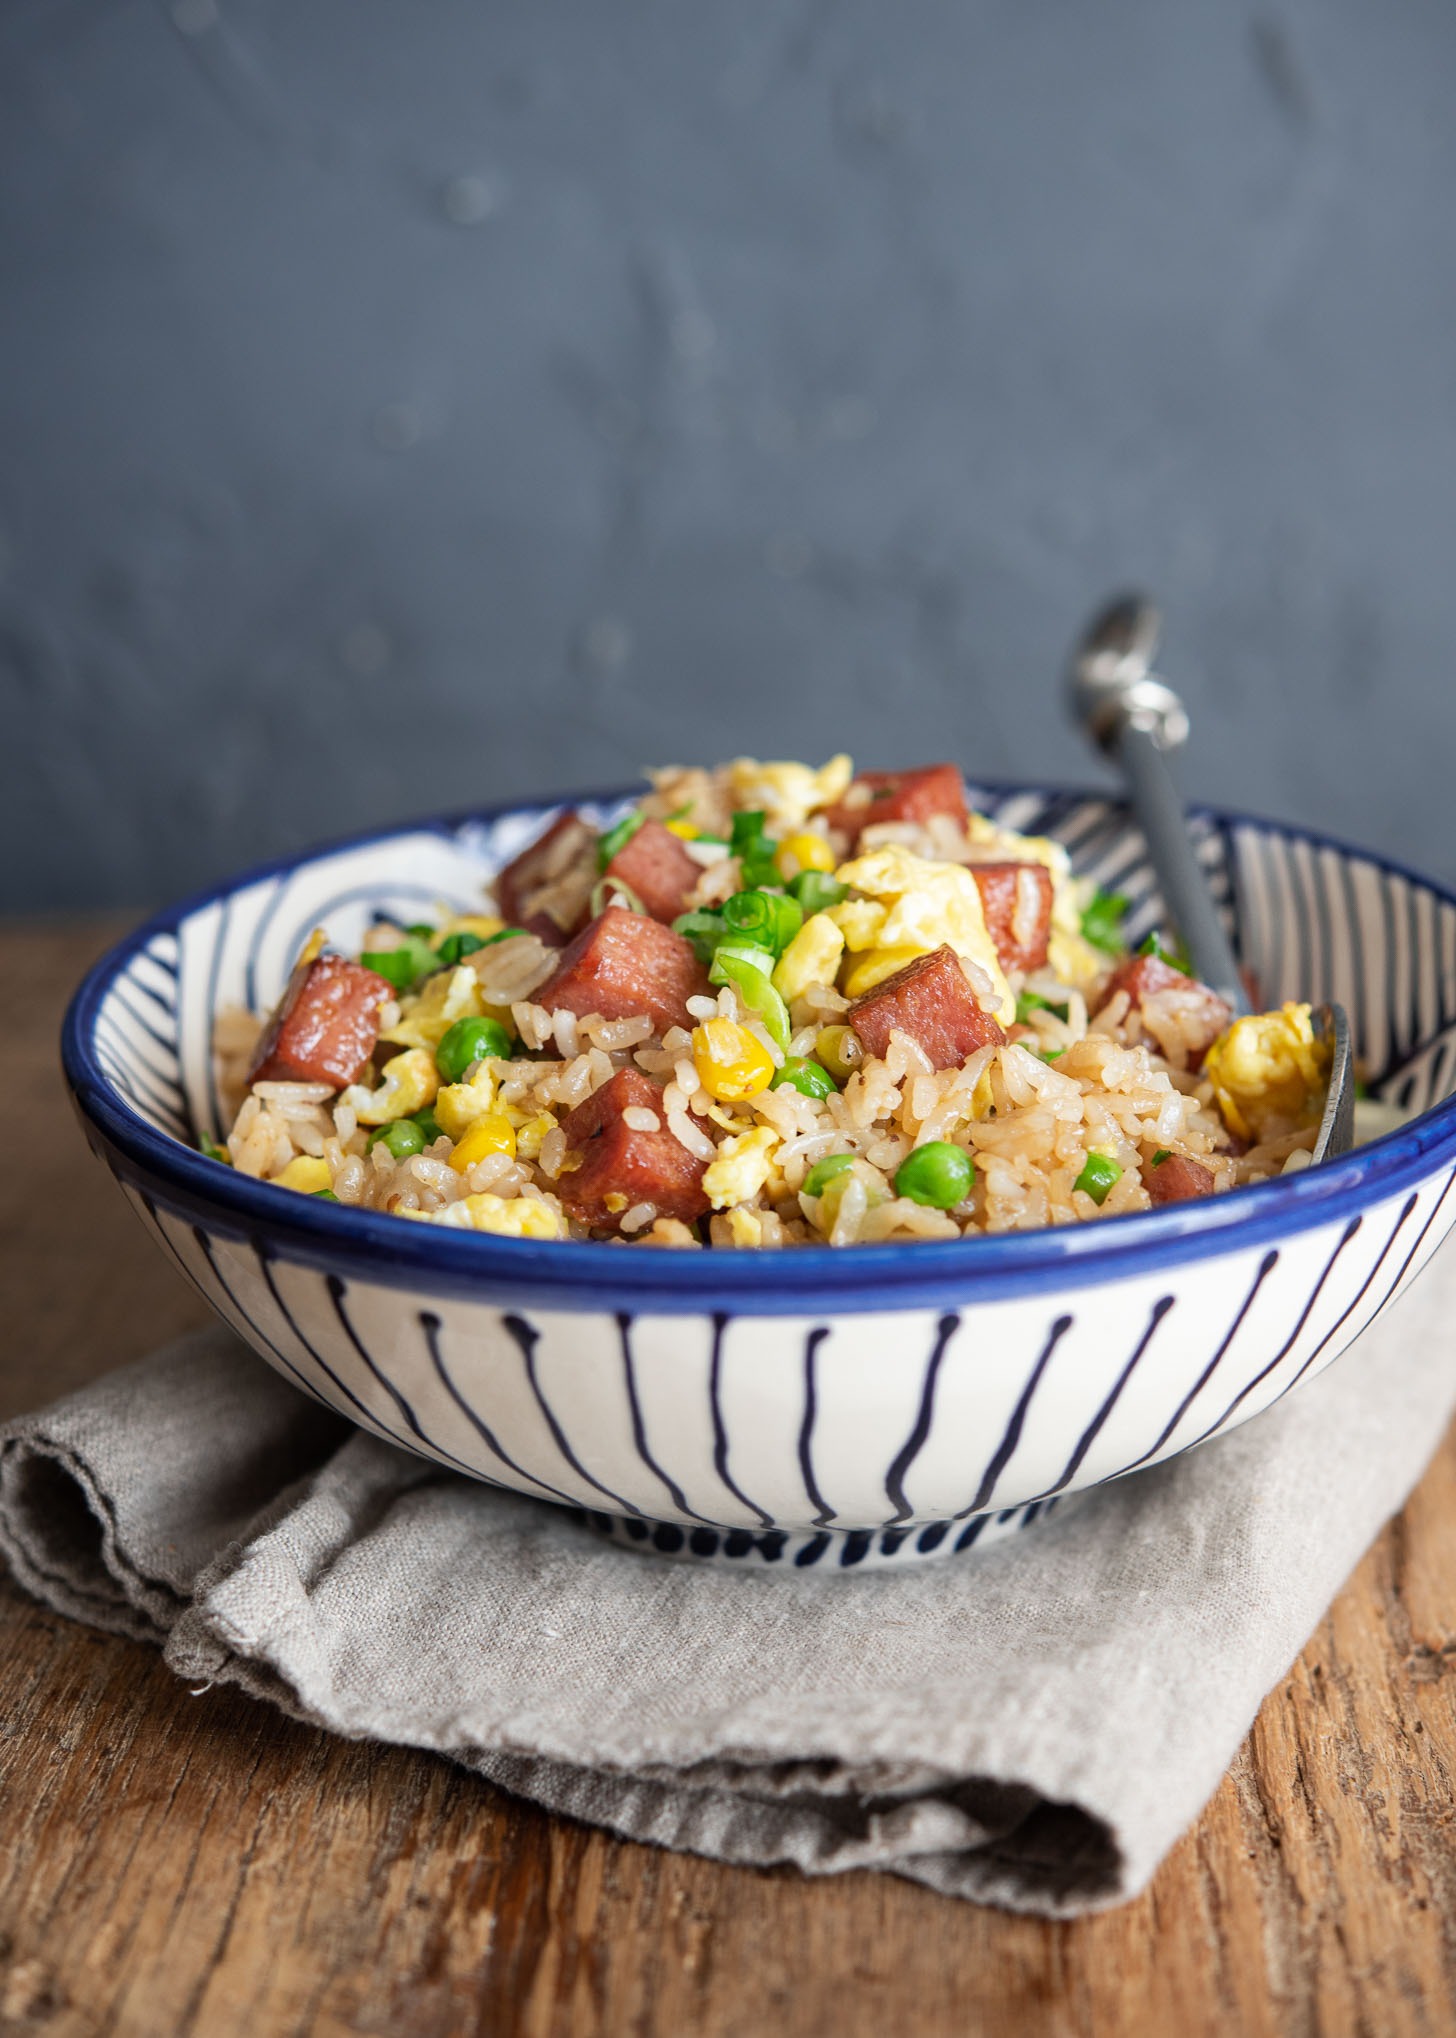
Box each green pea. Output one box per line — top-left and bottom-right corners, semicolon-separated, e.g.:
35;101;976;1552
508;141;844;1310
1074;1152;1123;1204
803;1152;856;1197
597;809;647;870
412;1108;443;1146
789;870;848;914
312;1189;340;1201
361;931;437;992
436;1016;514;1084
893;1141;974;1209
1080;888;1130;956
771;1056;838;1100
368;1118;427;1160
721;888;803;958
435;931;486;966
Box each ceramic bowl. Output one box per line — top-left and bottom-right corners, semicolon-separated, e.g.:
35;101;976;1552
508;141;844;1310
62;784;1456;1570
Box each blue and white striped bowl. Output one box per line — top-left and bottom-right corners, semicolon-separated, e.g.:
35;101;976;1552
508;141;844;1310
62;785;1456;1571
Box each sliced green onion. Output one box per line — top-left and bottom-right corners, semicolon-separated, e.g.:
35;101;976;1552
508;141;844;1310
803;1152;855;1197
770;1056;837;1100
893;1141;974;1209
790;870;848;914
672;909;726;963
709;942;791;1051
589;875;646;917
1041;1047;1066;1062
721;888;803;958
1080;888;1130;956
1016;989;1070;1024
312;1189;340;1201
480;926;528;946
1151;1148;1172;1166
1137;930;1190;972
435;931;486;967
405;923;436;939
1074;1152;1123;1204
598;809;647;871
199;1131;230;1164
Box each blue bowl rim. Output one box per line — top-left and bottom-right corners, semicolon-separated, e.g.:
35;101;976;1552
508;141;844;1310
62;780;1456;1316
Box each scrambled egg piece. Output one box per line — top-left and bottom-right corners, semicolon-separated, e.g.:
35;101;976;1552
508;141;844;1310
1204;1003;1329;1144
382;965;483;1051
702;1125;780;1211
274;1154;332;1194
408;1194;566;1239
435;912;505;942
842;946;927;998
726;1207;765;1247
434;1063;498;1141
831;844;1015;1023
728;755;854;831
343;1049;440;1125
966;815;1101;988
772;912;846;1003
825;899;888;951
511;1110;558;1161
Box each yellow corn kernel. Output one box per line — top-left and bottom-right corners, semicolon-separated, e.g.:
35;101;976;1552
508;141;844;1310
772;912;846;1004
346;1049;439;1125
274;1154;332;1194
842;945;926;999
815;1024;864;1083
691;1018;775;1101
665;818;699;840
449;1113;517;1173
774;831;835;880
296;927;326;966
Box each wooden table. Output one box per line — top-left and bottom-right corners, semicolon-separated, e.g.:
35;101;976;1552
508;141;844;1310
5;922;1456;2038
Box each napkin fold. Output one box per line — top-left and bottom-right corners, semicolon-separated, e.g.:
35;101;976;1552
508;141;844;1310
4;1251;1455;1916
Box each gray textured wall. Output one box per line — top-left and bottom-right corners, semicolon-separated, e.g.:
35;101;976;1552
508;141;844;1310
4;0;1454;912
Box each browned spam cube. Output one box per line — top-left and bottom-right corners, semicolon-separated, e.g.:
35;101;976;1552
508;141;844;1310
557;1068;709;1230
493;808;599;946
534;907;710;1037
604;817;702;923
1096;954;1232;1070
821;763;968;847
246;953;394;1090
849;944;1006;1071
968;862;1054;974
1145;1153;1217;1205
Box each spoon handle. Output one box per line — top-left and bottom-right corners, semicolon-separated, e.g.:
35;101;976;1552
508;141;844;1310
1069;595;1251;1016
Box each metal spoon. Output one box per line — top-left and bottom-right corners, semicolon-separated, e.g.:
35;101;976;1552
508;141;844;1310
1069;594;1354;1165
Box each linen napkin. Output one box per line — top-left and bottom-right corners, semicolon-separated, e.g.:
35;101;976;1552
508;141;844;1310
4;1248;1455;1918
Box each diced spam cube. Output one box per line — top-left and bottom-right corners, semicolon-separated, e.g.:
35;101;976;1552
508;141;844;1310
1146;1153;1217;1205
557;1067;709;1229
605;818;702;923
822;763;968;846
1096;954;1232;1070
968;862;1054;974
534;907;710;1037
849;944;1006;1071
493;809;599;946
247;954;394;1090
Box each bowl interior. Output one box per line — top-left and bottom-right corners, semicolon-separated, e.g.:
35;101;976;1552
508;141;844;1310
88;785;1456;1167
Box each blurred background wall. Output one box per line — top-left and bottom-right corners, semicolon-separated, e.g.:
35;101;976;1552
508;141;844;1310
3;0;1454;912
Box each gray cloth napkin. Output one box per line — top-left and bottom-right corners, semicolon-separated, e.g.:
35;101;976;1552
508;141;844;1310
5;1250;1456;1917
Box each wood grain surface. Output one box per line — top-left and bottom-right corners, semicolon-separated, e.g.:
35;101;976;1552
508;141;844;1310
4;923;1456;2038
